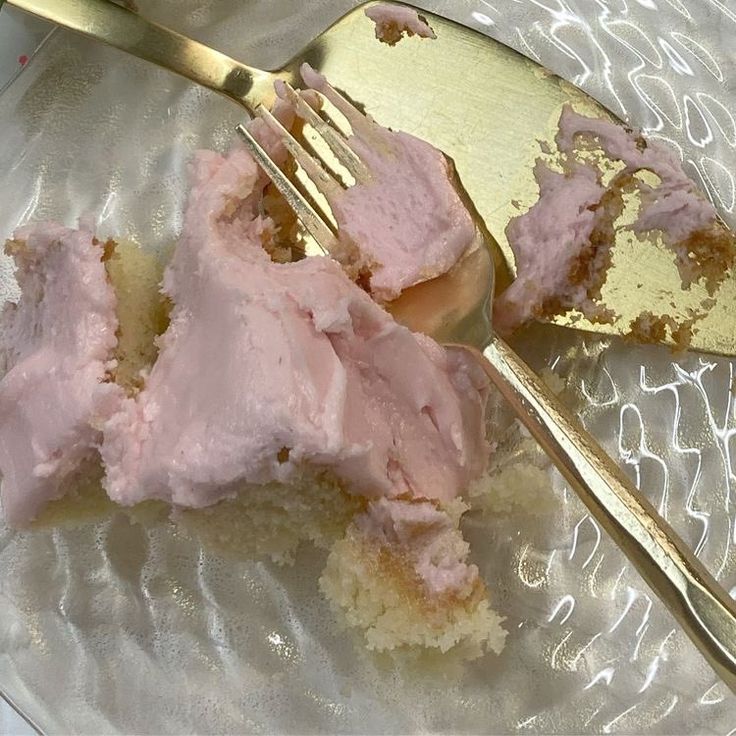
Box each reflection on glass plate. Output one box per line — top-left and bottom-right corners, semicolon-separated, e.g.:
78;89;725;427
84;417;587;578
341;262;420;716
0;0;735;733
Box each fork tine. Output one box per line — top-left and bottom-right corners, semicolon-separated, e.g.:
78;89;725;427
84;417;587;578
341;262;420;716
256;106;345;203
317;86;378;143
300;65;378;142
277;81;370;184
235;122;338;254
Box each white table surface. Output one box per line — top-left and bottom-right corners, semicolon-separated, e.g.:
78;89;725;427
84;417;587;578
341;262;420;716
0;10;52;734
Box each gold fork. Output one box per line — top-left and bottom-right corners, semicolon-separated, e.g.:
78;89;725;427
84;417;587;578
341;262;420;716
237;78;736;692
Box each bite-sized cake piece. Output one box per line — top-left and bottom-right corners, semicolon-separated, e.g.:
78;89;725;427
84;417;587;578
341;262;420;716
495;105;736;334
0;224;123;526
294;64;476;302
321;497;505;657
364;4;436;46
101;145;490;511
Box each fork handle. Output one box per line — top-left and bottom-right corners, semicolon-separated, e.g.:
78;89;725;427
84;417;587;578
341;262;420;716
478;337;736;692
5;0;280;110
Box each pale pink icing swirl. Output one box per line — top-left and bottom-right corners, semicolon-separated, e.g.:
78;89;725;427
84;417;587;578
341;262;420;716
101;147;490;509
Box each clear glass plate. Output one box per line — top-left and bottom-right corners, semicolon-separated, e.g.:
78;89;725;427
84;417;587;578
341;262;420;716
0;7;53;95
1;1;735;733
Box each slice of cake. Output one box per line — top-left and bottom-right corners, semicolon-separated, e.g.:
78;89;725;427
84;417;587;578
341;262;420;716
97;138;502;655
1;84;509;659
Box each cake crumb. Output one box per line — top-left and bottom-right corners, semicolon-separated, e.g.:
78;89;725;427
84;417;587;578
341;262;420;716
365;5;436;45
626;310;699;352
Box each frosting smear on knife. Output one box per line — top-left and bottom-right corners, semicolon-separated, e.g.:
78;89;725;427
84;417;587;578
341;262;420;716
495;105;736;335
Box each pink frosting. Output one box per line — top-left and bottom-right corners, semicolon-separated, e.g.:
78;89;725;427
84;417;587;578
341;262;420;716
364;5;436;43
555;107;717;244
495;105;727;333
493;160;609;334
101;146;490;509
295;64;475;302
0;224;122;526
356;497;479;596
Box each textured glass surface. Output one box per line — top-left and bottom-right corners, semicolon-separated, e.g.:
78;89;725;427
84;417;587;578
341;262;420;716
1;1;735;733
0;7;51;94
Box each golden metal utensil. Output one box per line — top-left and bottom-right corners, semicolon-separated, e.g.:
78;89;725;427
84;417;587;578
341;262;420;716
8;0;735;353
